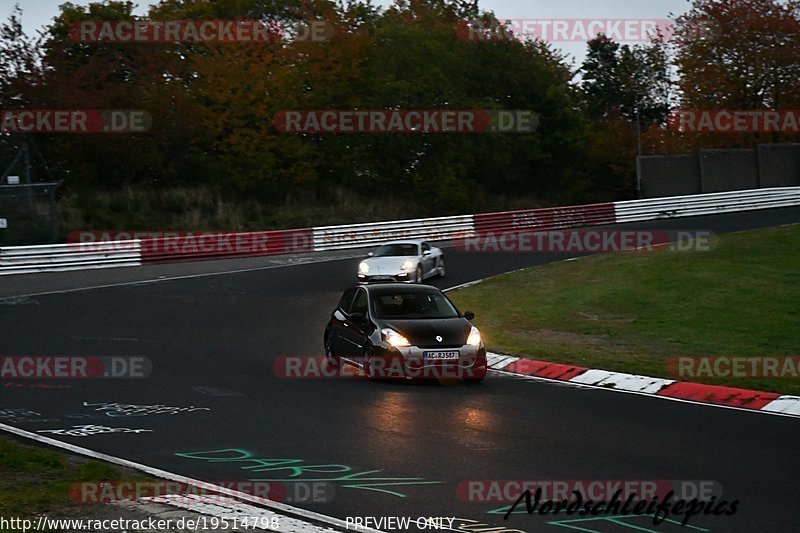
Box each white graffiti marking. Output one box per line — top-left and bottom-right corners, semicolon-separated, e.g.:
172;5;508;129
82;401;210;417
37;424;152;437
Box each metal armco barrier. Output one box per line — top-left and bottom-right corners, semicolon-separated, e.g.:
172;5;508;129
312;215;474;251
614;187;800;223
139;229;313;264
473;202;616;235
0;241;141;275
2;187;799;275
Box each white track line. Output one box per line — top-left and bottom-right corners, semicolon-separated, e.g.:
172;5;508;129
0;422;382;533
0;254;362;301
139;494;338;533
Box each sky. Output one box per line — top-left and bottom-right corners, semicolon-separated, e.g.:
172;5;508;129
3;0;695;67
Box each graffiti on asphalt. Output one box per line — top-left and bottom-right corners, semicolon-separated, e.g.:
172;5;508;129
37;425;152;437
0;408;60;424
175;449;441;498
544;514;711;532
445;517;525;533
489;504;712;532
82;401;210;417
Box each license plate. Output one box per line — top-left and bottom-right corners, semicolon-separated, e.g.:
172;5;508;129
424;350;460;360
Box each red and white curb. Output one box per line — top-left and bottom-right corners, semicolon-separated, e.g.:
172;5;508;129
486;353;800;418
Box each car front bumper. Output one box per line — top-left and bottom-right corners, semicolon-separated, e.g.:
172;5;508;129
357;271;413;283
368;344;487;379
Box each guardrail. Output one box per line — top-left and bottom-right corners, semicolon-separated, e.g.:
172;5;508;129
473;202;616;234
313;215;474;251
0;242;141;275
139;229;313;263
614;187;800;223
2;187;799;275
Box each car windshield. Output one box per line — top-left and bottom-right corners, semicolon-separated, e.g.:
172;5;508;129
372;243;418;257
372;290;459;319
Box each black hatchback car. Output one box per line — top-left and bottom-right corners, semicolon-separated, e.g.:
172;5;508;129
324;283;487;381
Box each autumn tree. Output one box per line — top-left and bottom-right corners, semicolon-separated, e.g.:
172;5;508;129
670;0;800;148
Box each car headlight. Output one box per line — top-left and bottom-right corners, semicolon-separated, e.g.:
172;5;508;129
400;260;415;271
358;262;369;274
467;326;481;346
382;328;410;347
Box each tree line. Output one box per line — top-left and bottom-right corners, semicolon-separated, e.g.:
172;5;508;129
1;0;798;217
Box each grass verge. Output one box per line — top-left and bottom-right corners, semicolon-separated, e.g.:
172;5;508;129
0;436;147;527
448;224;800;395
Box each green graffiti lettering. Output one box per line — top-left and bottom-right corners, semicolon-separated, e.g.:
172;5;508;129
545;514;710;532
175;449;441;498
244;463;352;476
175;448;253;461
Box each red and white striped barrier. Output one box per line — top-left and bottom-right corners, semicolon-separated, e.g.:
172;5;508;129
486;353;800;417
2;187;799;274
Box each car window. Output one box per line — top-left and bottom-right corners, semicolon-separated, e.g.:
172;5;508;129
338;288;357;312
349;289;369;316
422;242;430;252
373;243;419;257
372;291;459;319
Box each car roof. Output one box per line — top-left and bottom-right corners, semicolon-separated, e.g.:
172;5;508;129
377;240;424;246
359;283;441;294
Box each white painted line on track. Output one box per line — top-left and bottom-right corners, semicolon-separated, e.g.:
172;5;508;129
140;494;339;533
0;254;363;301
0;422;383;533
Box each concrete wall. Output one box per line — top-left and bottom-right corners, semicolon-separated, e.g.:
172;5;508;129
699;149;759;193
758;143;800;187
638;143;800;198
639;155;700;198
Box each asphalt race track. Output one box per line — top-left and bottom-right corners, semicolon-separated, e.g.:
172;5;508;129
2;207;800;533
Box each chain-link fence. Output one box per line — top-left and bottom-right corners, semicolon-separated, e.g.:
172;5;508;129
0;182;63;245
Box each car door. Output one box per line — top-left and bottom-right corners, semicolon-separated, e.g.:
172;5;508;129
330;287;357;356
420;242;435;277
340;288;371;357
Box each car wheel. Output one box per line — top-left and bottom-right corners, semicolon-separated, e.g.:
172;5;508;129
437;256;446;278
415;265;423;283
324;332;338;367
465;364;486;384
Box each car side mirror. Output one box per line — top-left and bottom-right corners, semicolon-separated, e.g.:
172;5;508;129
464;311;475;320
367;252;374;257
423;250;431;256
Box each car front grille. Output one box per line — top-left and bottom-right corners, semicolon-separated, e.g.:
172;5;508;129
415;344;464;349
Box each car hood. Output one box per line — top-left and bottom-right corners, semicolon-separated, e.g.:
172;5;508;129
381;318;471;347
364;256;417;274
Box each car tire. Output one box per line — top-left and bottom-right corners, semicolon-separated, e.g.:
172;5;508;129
415;265;423;283
437;256;446;278
465;364;486;384
324;331;338;367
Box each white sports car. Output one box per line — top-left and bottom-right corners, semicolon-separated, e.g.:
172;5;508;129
357;240;445;283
